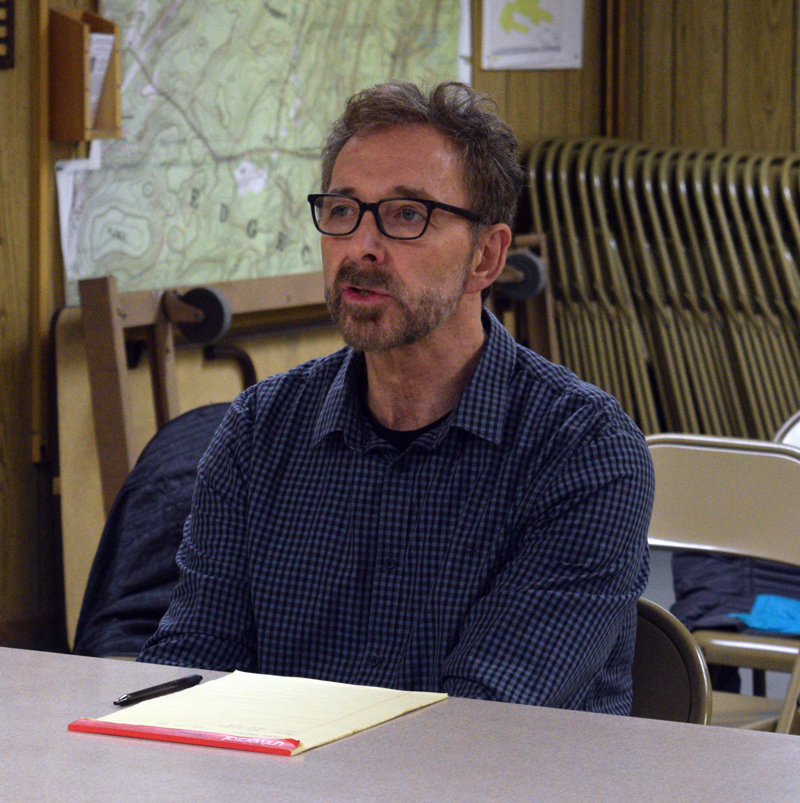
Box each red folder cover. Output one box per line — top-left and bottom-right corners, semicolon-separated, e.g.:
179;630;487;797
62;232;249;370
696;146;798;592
68;718;301;756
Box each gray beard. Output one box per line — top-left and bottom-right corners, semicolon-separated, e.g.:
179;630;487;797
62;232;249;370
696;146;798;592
325;262;469;352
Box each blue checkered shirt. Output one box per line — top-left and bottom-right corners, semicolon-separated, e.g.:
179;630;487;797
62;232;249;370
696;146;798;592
140;311;653;714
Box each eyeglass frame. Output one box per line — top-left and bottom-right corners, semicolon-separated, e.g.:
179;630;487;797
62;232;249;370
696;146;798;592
307;193;485;240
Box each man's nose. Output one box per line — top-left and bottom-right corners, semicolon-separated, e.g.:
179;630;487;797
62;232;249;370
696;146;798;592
346;207;387;262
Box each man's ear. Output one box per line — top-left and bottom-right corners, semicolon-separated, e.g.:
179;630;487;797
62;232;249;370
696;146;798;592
463;224;513;295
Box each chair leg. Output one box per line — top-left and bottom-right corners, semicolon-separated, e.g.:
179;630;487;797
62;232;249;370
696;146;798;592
753;669;767;697
775;656;800;734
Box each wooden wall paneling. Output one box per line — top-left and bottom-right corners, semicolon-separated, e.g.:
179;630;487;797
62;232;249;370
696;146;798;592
502;68;594;146
501;0;604;147
614;2;800;155
546;73;581;137
604;0;625;136
674;0;725;148
639;1;675;145
30;0;85;467
503;71;543;146
617;0;643;140
674;0;725;147
576;0;605;136
30;0;79;465
508;72;565;144
0;0;66;649
505;70;597;146
29;0;53;466
726;0;795;151
796;0;800;148
0;0;35;631
17;0;113;649
471;0;508;115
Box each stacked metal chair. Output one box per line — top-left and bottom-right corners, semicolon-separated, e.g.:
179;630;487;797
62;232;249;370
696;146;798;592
528;139;800;438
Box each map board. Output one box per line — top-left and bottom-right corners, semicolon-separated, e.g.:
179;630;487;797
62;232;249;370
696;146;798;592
58;0;461;304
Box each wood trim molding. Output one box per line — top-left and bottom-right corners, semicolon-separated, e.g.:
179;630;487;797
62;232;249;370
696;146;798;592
117;272;326;328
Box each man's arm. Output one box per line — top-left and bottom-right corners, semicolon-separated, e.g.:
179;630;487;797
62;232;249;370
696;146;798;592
441;425;654;713
138;394;258;670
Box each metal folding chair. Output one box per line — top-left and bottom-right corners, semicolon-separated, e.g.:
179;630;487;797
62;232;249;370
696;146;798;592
631;598;712;725
648;433;800;732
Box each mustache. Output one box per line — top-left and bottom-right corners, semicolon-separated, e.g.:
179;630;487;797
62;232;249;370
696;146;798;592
333;262;398;295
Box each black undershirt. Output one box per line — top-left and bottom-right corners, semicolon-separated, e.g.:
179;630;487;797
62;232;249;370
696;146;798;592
354;356;449;451
364;405;449;452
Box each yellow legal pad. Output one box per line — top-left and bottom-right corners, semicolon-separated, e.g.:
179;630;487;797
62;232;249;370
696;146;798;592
69;671;447;756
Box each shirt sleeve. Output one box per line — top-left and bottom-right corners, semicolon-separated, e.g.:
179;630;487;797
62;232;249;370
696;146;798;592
440;416;654;714
138;393;258;671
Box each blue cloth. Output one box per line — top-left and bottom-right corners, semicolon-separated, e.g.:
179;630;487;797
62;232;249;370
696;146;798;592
733;594;800;634
672;551;800;633
139;311;653;714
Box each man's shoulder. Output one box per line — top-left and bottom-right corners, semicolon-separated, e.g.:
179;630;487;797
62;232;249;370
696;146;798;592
243;346;352;407
504;343;653;512
468;313;645;452
218;347;353;443
509;342;645;446
510;342;613;411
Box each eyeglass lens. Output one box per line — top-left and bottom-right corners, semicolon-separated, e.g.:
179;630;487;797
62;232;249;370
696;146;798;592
313;196;430;239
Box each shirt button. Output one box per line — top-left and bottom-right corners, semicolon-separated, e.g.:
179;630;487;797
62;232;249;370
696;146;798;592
368;651;383;667
383;557;398;571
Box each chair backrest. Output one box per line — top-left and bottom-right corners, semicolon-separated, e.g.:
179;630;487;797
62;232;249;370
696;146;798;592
775;409;800;448
647;434;800;568
631;598;712;724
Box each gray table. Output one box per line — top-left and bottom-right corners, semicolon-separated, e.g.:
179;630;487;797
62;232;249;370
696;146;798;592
3;647;800;802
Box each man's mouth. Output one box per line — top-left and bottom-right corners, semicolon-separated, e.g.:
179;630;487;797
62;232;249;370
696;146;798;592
342;283;390;300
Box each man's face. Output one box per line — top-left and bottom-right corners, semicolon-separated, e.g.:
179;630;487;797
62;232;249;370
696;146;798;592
321;124;479;353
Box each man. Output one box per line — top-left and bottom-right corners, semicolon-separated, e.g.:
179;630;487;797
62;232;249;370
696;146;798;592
140;81;653;714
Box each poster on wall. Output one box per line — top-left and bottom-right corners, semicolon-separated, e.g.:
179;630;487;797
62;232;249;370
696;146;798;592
482;0;584;70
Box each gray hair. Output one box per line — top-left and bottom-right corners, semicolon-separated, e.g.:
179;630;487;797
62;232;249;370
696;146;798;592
321;81;524;228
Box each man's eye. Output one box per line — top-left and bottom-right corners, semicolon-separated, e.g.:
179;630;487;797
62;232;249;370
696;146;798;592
400;206;424;221
329;204;355;218
391;204;426;222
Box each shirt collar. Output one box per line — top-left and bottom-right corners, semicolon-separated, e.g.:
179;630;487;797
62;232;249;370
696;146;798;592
443;308;513;446
312;309;515;449
312;348;367;448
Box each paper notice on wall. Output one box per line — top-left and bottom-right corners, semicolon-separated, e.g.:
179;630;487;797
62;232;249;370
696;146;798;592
55;141;103;282
482;0;584;70
89;33;115;124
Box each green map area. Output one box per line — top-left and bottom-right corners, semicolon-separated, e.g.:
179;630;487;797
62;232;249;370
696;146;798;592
499;0;552;35
62;0;459;301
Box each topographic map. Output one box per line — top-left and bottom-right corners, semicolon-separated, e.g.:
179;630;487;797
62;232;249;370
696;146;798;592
59;0;460;302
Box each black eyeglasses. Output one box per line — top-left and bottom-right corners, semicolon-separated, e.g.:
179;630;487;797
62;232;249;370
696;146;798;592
308;193;483;240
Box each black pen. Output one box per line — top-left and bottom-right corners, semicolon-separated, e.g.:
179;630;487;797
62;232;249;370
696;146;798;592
113;673;203;706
